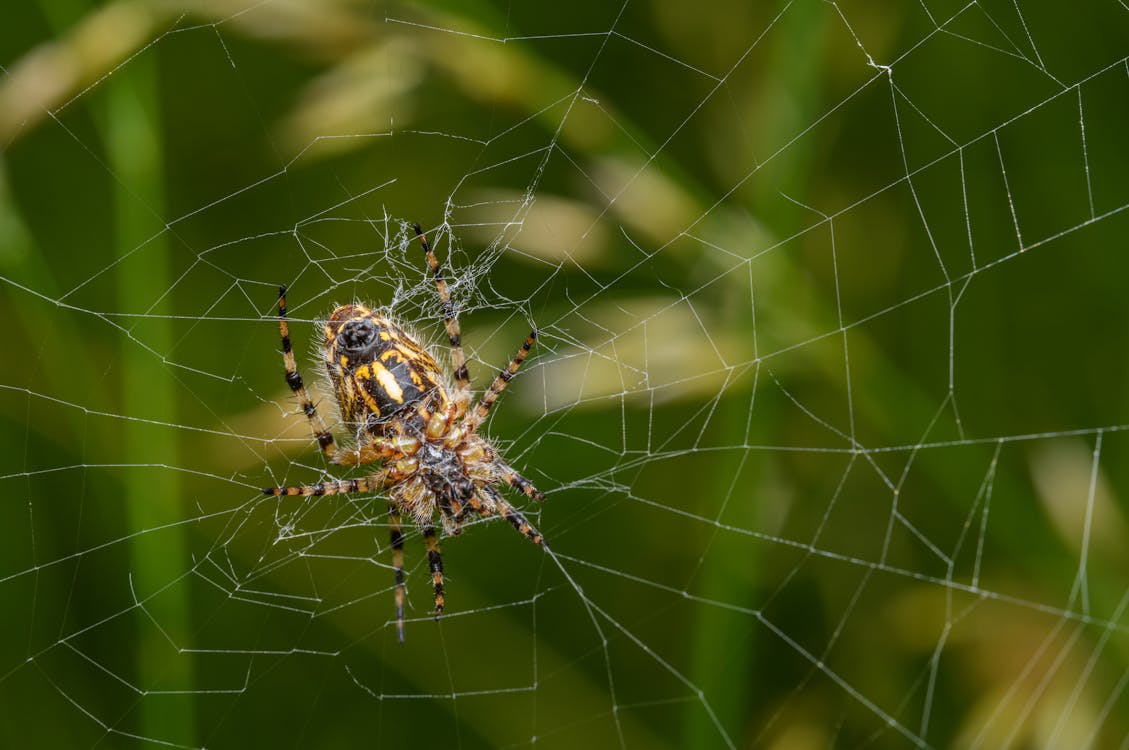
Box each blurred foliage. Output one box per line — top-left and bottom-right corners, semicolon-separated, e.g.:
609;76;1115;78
2;1;1129;748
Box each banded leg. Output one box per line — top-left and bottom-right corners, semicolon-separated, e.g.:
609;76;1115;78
389;505;407;643
415;224;470;415
499;464;545;501
262;470;390;497
467;329;537;429
484;485;547;547
423;527;445;617
278;285;336;461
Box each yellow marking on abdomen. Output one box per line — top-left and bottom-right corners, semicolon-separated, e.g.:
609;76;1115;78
372;362;404;403
348;366;381;413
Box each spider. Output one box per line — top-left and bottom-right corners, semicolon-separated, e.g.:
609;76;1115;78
264;224;547;642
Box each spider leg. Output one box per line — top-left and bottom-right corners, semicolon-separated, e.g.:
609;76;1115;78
483;485;547;547
332;434;421;468
415;224;471;417
440;491;466;536
466;329;537;430
425;398;457;441
388;503;407;643
278;286;337;462
262;470;390;497
498;464;545;501
423;526;445;618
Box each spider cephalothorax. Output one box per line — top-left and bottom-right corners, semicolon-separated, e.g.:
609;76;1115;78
264;225;546;642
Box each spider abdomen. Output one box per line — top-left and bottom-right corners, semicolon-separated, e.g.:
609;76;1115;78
323;304;450;427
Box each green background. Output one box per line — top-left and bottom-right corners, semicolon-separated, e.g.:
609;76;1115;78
2;1;1128;748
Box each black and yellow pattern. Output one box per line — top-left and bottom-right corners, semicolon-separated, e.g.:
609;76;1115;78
323;303;448;427
264;224;547;643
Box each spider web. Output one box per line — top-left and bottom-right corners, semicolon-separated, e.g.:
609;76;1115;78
2;1;1129;747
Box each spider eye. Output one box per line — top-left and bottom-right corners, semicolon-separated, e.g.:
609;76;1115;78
339;319;377;351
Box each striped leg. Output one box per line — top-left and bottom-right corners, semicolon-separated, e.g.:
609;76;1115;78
484;485;546;547
415;224;471;416
278;285;336;461
499;464;545;502
389;504;407;643
262;470;390;497
423;527;445;617
467;329;537;429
